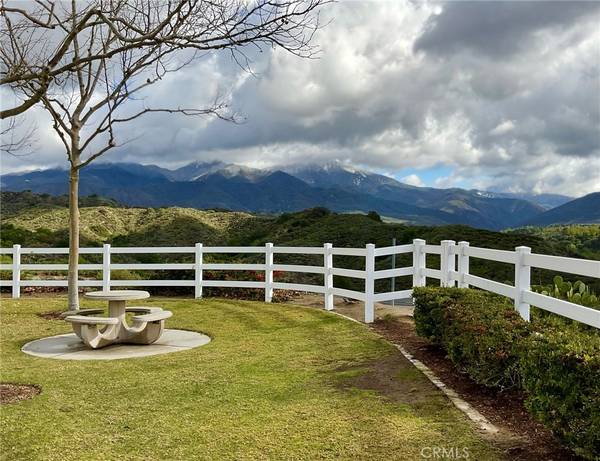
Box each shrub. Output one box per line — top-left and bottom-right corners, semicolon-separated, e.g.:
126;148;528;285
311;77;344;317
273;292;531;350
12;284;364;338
412;286;600;460
413;287;531;389
110;269;144;280
520;323;600;460
413;287;465;344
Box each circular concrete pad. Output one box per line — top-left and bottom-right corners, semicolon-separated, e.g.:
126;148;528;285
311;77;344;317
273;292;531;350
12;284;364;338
22;329;211;360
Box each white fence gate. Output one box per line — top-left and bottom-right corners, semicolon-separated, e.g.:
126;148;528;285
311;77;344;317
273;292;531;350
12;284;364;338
1;239;599;328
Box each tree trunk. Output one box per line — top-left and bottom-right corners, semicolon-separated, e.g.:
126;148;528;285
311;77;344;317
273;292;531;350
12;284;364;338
67;166;80;310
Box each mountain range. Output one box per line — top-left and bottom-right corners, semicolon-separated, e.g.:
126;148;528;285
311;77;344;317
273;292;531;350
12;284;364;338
521;192;600;227
1;160;593;230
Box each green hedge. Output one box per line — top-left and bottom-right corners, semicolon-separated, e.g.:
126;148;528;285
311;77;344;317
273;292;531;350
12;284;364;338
413;287;531;389
520;324;600;460
412;287;600;460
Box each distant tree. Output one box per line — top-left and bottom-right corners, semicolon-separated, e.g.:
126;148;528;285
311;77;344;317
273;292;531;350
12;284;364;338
367;211;382;222
1;0;328;310
307;207;331;218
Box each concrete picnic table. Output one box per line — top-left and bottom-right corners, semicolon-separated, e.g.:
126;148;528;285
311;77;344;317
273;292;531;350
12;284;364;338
63;290;172;349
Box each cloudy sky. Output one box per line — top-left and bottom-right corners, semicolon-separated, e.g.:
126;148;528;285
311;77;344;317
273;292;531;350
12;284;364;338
2;0;600;196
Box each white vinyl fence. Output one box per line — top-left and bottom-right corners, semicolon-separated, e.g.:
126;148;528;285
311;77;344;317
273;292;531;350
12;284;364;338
1;240;599;328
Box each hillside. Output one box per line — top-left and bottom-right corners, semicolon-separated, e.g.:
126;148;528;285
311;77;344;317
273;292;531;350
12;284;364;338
521;192;600;226
507;224;600;260
6;201;597;290
3;193;595;260
0;193;557;253
1;161;550;230
2;206;263;247
481;191;571;210
0;190;121;218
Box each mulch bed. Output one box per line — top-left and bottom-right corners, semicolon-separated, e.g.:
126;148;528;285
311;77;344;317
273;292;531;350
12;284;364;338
0;384;40;404
372;315;580;461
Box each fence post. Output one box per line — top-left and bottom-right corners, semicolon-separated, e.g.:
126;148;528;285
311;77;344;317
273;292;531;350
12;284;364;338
102;243;111;291
515;246;531;321
457;241;470;288
412;239;426;288
364;243;375;323
12;244;21;299
391;237;396;307
440;240;456;287
195;243;203;299
265;242;273;302
324;243;333;311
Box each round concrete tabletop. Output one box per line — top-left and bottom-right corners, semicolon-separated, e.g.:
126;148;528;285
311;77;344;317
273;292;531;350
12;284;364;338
22;329;210;360
84;290;150;301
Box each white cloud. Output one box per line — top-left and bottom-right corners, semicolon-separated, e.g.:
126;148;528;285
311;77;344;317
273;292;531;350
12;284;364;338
400;174;425;187
489;120;515;136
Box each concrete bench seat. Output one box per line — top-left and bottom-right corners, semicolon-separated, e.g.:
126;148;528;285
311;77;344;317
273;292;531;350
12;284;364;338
125;307;163;314
64;315;120;348
132;310;172;323
65;315;120;325
60;308;105;319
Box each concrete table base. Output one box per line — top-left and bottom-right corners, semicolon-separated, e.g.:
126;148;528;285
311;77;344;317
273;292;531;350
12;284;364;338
21;329;210;360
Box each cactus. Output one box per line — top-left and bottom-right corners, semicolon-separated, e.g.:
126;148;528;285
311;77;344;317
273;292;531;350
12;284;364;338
533;276;600;309
553;275;563;285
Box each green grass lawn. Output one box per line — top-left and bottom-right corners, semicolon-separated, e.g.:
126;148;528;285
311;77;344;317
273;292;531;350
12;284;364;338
1;297;500;460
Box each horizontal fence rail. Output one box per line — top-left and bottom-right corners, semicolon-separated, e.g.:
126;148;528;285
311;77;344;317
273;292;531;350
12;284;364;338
1;240;599;328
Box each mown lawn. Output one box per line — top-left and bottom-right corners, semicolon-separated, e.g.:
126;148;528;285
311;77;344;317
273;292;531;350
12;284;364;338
0;297;499;460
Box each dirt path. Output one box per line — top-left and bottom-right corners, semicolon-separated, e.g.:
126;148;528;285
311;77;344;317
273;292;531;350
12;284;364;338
290;293;413;321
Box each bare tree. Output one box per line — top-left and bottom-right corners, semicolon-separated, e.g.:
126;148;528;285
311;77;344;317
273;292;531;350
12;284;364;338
1;0;328;310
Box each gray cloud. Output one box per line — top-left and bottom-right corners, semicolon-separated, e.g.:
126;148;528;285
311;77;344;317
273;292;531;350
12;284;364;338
2;0;599;196
414;1;600;58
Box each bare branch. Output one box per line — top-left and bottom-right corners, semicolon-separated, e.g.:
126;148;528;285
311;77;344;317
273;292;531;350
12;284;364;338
0;116;36;155
1;0;331;118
